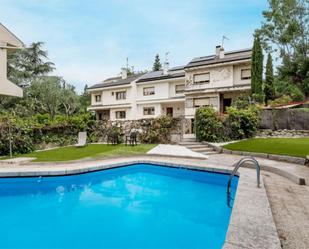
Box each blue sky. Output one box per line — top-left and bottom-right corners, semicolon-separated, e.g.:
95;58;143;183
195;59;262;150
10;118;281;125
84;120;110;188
1;0;268;92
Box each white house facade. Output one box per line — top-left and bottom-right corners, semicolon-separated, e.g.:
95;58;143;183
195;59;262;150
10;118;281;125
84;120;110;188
87;46;252;134
0;23;23;97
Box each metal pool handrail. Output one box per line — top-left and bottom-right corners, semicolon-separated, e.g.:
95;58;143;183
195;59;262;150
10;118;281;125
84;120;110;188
227;156;261;207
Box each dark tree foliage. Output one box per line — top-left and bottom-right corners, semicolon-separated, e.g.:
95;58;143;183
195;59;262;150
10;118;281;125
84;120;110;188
251;35;264;95
152;54;162;71
264;53;275;105
257;0;309;97
2;41;90;117
7;42;55;86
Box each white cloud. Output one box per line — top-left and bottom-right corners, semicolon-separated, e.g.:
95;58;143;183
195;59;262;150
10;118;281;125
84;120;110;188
0;0;267;92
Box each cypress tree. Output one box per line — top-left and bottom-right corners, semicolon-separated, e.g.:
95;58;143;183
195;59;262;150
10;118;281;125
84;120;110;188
251;35;263;96
152;54;162;71
264;53;275;105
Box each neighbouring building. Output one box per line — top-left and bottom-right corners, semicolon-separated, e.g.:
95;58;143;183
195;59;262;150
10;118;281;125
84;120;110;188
0;23;23;97
87;45;252;135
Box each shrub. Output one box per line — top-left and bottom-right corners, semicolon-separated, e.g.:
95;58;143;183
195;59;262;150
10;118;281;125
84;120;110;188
269;95;293;107
0;114;95;156
195;107;225;142
274;79;305;102
289;85;304;101
251;93;264;104
225;106;260;140
139;116;178;144
232;95;252;109
0;116;35;155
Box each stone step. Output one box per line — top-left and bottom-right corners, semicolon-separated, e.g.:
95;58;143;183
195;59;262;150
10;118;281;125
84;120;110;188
190;147;213;152
201;151;218;155
178;141;201;146
181;139;197;143
186;144;208;149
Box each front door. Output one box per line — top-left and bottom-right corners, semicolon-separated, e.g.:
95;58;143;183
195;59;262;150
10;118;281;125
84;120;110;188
166;107;173;117
223;98;232;113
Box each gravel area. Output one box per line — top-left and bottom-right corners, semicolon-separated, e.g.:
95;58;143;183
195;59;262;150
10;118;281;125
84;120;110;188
263;172;309;249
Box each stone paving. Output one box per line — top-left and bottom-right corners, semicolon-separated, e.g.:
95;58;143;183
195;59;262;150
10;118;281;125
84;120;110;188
147;144;208;159
207;153;309;185
263;172;309;249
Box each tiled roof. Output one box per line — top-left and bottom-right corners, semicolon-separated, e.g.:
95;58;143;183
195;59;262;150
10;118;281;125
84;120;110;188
87;74;143;90
186;48;252;68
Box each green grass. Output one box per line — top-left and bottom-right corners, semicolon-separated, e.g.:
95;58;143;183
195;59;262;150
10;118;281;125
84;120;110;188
8;144;157;162
223;138;309;158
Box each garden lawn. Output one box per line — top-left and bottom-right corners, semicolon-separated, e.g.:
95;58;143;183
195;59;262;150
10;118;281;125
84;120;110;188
223;138;309;158
16;144;157;162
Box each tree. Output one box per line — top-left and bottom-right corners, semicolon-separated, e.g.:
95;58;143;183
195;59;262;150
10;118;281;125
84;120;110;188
264;53;275;105
251;35;264;96
7;42;55;86
79;84;91;113
60;83;79;116
152;54;162;71
29;76;62;119
257;0;309;97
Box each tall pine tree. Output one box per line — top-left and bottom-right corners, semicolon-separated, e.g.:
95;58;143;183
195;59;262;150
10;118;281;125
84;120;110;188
264;53;275;105
152;54;162;71
251;35;263;96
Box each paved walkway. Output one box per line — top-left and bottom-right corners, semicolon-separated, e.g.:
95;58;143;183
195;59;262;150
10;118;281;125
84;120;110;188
206;153;309;184
263;172;309;249
147;144;208;159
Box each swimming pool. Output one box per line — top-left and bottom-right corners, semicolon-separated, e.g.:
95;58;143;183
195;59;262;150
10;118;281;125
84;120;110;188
0;163;238;249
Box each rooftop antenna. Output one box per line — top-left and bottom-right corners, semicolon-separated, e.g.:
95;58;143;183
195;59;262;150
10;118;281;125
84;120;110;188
126;57;129;70
221;35;229;48
164;52;170;63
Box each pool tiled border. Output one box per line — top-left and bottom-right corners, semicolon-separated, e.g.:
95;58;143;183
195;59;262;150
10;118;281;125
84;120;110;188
0;157;281;249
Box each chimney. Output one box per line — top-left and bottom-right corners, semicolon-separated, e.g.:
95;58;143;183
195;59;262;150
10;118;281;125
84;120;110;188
121;68;127;79
215;45;221;58
219;47;225;59
163;61;169;75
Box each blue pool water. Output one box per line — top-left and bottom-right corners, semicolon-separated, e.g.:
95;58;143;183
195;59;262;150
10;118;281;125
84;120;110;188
0;163;238;249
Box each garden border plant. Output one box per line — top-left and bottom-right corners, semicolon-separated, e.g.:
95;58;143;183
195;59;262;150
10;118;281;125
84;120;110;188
0;114;181;157
195;105;260;143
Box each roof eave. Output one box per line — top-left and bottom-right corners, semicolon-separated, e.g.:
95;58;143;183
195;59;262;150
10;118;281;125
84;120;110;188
0;23;24;48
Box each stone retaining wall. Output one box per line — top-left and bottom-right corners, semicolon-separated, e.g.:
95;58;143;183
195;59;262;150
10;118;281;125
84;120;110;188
260;109;309;130
256;129;309;138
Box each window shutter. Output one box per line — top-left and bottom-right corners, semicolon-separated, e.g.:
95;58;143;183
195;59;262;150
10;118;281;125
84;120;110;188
194;98;210;106
241;69;251;79
194;73;210;83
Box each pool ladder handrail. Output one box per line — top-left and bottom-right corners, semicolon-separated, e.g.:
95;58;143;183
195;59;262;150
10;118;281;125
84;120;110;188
227;156;261;207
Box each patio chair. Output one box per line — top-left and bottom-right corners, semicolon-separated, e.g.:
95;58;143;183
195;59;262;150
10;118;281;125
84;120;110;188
125;130;138;146
75;132;87;147
107;131;119;145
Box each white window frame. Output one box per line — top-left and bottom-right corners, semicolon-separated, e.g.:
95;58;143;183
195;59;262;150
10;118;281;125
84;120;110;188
143;107;155;115
194;73;210;84
95;94;101;102
115;111;126;119
143;87;155;96
115;91;126;100
175;84;185;94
